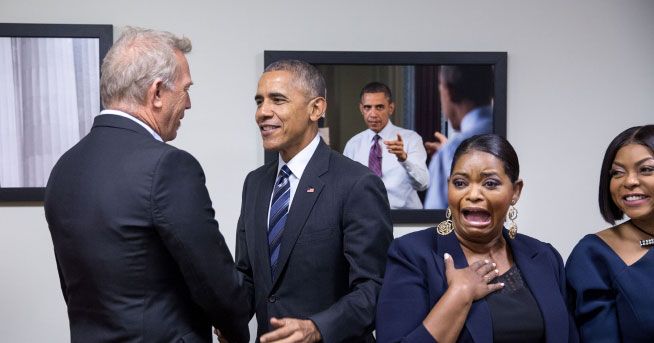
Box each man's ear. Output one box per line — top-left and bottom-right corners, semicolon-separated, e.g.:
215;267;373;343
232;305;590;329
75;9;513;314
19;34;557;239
148;79;165;109
309;96;327;122
440;83;454;103
389;101;395;116
359;102;365;115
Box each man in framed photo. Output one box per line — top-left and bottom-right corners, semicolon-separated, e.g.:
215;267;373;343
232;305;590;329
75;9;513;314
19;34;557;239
424;65;494;209
343;81;430;209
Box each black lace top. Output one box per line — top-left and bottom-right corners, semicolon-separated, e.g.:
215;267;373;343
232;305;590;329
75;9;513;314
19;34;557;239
485;265;545;343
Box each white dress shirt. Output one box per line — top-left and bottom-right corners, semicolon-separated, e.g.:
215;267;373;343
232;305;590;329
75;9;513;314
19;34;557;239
100;109;163;142
343;122;429;209
268;134;321;227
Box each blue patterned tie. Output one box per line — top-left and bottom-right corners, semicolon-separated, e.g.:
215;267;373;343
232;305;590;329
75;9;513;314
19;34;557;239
268;165;291;276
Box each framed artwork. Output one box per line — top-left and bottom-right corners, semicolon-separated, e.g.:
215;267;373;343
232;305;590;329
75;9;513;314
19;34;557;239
264;51;507;224
0;23;112;202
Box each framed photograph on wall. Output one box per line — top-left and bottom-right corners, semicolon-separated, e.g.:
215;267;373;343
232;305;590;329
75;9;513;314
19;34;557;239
0;23;113;202
264;51;507;224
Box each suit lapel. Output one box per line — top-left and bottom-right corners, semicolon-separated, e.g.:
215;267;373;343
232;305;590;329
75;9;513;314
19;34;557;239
254;161;277;289
434;232;493;343
271;141;329;287
508;231;566;343
435;231;467;269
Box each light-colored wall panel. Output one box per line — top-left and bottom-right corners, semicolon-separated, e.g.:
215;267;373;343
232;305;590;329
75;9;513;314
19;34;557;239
1;1;653;341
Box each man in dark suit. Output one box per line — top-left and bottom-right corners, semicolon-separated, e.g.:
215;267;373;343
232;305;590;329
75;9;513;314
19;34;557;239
235;60;393;343
44;27;249;343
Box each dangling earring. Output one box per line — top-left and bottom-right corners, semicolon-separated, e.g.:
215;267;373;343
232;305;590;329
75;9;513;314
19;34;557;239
507;204;518;239
437;207;454;235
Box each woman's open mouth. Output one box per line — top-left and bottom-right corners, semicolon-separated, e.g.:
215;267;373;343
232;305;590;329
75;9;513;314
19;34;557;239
461;207;492;227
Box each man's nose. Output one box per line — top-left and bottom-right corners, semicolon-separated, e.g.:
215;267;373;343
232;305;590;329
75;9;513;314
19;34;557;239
257;102;273;119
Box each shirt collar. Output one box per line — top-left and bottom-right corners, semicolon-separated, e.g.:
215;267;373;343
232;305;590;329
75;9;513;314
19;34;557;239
277;134;321;179
367;121;396;142
460;105;492;133
100;109;163;142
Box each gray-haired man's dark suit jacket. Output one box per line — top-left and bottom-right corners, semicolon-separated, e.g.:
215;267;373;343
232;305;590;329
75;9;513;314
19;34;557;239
45;114;250;343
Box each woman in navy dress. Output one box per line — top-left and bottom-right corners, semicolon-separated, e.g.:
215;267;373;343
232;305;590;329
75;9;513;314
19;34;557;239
566;125;654;342
376;134;577;343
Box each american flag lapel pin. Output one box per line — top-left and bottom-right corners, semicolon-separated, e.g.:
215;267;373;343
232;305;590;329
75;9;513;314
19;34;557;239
306;187;315;193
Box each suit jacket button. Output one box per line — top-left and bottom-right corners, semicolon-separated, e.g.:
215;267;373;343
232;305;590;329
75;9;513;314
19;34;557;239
268;295;278;303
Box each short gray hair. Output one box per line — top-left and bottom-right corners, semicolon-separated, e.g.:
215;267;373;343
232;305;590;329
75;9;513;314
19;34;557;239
100;27;192;108
264;59;326;99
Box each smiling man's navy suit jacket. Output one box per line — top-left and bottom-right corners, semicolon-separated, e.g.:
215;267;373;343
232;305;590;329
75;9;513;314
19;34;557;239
236;139;394;342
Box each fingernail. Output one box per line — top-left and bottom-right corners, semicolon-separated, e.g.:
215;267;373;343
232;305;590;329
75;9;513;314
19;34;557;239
495;269;499;274
492;262;496;267
484;259;489;264
500;282;505;287
444;253;451;260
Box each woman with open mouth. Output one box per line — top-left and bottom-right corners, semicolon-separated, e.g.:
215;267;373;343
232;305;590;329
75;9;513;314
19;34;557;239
376;134;577;343
566;125;654;342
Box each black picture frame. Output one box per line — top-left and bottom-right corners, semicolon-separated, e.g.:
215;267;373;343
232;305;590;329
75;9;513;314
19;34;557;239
263;51;507;224
0;23;113;202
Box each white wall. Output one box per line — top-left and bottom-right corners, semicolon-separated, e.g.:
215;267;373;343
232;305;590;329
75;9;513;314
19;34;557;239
1;0;653;341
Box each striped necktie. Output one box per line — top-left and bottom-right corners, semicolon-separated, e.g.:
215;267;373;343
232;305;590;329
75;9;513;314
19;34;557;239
268;165;291;276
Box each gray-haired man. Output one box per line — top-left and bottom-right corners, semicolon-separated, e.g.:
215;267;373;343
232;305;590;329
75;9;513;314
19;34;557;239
45;27;249;342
